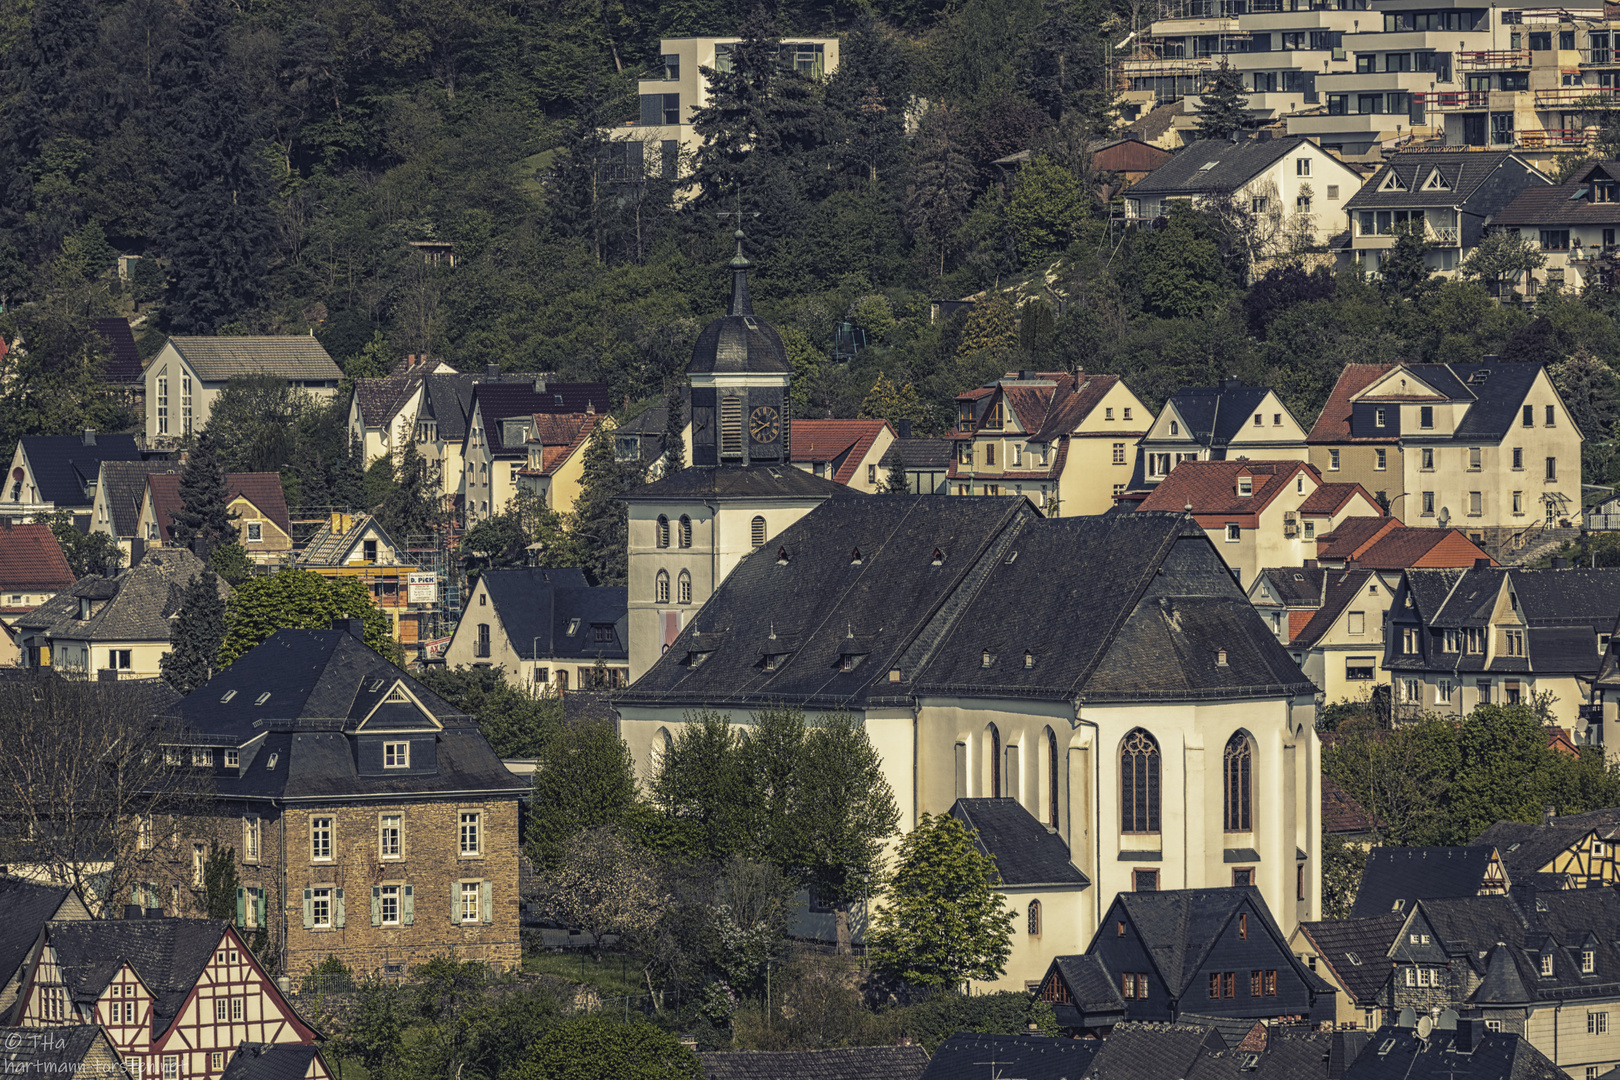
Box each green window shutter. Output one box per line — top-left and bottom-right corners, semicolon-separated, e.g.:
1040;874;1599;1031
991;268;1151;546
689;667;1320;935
256;889;266;929
450;882;461;925
335;888;346;928
403;885;414;926
371;887;382;927
302;889;313;930
235;887;245;927
481;881;492;924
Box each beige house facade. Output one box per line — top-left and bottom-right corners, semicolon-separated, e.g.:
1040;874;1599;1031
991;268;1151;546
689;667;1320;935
1133;381;1308;492
143;338;341;450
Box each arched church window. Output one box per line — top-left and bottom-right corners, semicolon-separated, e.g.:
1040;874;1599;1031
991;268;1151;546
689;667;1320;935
1046;727;1059;828
655;570;669;604
679;515;692;548
1121;729;1160;834
1028;899;1041;935
751;516;766;547
986;723;1001;798
678;570;692;605
656;515;670;548
1224;731;1253;832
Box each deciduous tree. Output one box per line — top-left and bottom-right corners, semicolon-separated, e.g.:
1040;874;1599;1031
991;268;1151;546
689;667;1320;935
506;1015;699;1080
530;826;667;962
527;720;639;869
220;568;392;665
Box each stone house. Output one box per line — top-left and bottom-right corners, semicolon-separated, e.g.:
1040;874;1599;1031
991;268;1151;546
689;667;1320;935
154;623;527;978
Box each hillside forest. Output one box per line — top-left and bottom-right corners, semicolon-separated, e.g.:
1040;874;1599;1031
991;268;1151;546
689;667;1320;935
8;0;1620;484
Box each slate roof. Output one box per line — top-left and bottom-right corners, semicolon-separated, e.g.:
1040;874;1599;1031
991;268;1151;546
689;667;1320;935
221;1044;328;1080
621;465;852;502
99;462;181;538
164;337;340;382
1342;151;1541;211
920;1033;1096;1080
1351;846;1501;918
688;261;791;375
297;514;411;568
949;798;1088;888
1137;460;1317;516
1085;1021;1227;1079
1289;569;1375;649
145;473;291;544
790;420;892;484
353;370;425;427
1110;887;1303;1000
1296;912;1404;1004
1129;136;1315;200
18;433;142;508
471;382;612;456
423;374;478;441
1307;362;1550;444
161;628;527;802
1339;1026;1565;1080
0;1025;124;1078
1414;889;1620;1004
1049;954;1128;1011
92;317;142;383
0;877;76;988
0;523;75;592
881;439;953;470
48;918;229;1034
1257;566;1327;607
1492;165;1620;228
15;548;226;644
477;567;625;661
1185;1029;1341;1080
1476;820;1590;879
1156;381;1284;450
619;497;1314;711
701;1046;926;1080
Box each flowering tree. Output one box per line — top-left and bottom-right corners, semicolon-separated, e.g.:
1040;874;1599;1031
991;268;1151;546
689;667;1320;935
530;825;666;961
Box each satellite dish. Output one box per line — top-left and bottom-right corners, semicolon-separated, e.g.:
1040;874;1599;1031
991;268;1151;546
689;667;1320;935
1438;507;1451;528
1416;1016;1434;1040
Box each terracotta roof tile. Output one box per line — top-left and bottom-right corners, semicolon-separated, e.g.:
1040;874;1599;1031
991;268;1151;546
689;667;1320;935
1322;774;1378;834
789;420;893;484
1354;528;1493;570
1287;609;1316;642
0;523;75;592
1306;364;1396;443
1299;482;1379;516
1317;517;1399;560
1137;460;1314;516
520;414;601;477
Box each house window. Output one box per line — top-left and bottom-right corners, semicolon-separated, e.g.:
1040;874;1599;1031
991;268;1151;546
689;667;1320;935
363;539;378;561
656;515;669;548
1514;491;1524;514
1421;448;1434;471
1170;421;1180;435
1349;611;1365;635
461;881;481;922
868;464;877;484
1543;953;1555;976
1238;477;1253;496
192;842;206;886
1513;447;1524;470
1234;868;1254;887
232;997;242;1020
1304;521;1315;540
243;816;259;861
1437;680;1454;705
1297;157;1312;176
1329;449;1340;471
1477;680;1492;704
751;516;766;547
475;623;490;658
1223;732;1252;832
656;570;669;604
162;1057;178;1080
1373;447;1387;471
1121;729;1161;833
157;376;169;435
311;888;332;928
1546;457;1557;481
985;444;996;466
1134;868;1159;891
384;741;409;768
1422;492;1435;516
311;817;332;860
1584;950;1596;973
1375;408;1386;428
1419;406;1434;429
460;812;481;855
679;516;692;547
246;521;263;543
1113;443;1126;465
380;885;400;925
1226;524;1241;542
1506;630;1525;656
1524;405;1535;427
1028;900;1041;935
1254;413;1263;427
380;815;401;858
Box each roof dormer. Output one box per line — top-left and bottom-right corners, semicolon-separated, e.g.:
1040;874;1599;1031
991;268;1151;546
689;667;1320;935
1379;169;1408;193
1420;167;1450;192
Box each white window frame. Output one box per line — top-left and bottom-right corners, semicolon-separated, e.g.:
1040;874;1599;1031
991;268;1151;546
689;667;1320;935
1225;523;1241;542
461;880;481;922
460;811;481;856
311;817;333;861
384;741;409;768
311;887;332;928
380;814;402;859
380;884;400;925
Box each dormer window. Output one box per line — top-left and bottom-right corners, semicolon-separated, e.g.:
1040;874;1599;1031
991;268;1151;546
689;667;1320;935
1541;953;1554;977
78;598;90;620
1237;477;1253;497
1584;949;1596;973
1375;408;1386;428
567;618;581;636
982;651;994;667
384;741;409;768
225;749;239;767
1024;651;1034;669
687;650;711;668
840;653;865;672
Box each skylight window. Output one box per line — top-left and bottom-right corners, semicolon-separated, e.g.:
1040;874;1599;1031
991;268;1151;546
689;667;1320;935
255;693;271;705
567;618;581;636
220;690;237;703
266;753;279;770
1346;951;1362;966
1199;161;1219;171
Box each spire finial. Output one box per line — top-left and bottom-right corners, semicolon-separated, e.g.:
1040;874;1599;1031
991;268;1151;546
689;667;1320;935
717;196;757;317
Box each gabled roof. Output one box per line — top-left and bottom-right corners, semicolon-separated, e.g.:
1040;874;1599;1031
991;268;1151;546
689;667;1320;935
950;798;1088;888
1316;517;1400;562
1129;136;1316;200
1307;362;1551;444
92;318;142;383
0;877;78;990
47;918;229;1034
0;523;75;592
702;1046;927;1080
353;370;425;426
422;374;478;440
521;413;603;477
619;497;1314;711
18;434;142;508
1084;1021;1227;1078
1046;954;1128;1012
1476;819;1591;880
296;514;410;568
1343;151;1545;211
1340;1026;1565;1080
0;1025;124;1078
1298;482;1375;516
163;337;341;382
1028;374;1130;442
220;1044;328;1080
99;462;181;538
476;568;625;662
921;1033;1098;1080
1351;846;1501;918
145;473;291;544
1307;365;1392;444
881;439;953;470
1185;1030;1342;1080
1488;165;1620;227
1136;460;1316;516
1255;566;1326;607
1154;382;1282;449
1296;912;1403;1004
1322;774;1378;835
471;382;611;456
15;548;226;643
1108;887;1294;999
790;420;893;484
1289;568;1375;649
162;628;527;801
1405;566;1620;675
1349;527;1490;570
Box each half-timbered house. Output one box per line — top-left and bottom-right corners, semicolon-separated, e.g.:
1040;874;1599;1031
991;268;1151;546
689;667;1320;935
0;1025;130;1078
6;918;321;1080
1478;810;1620;890
0;878;91;1013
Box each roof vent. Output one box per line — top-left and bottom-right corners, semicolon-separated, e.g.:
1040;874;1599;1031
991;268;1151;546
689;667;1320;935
931;548;945;566
850;547;862;565
777;546;790;564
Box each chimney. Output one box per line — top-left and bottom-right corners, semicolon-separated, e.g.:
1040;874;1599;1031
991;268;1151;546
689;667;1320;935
332;617;365;641
1456;1016;1487;1053
122;904;143;920
82;428;96;446
535;373;548;393
130;538;145;567
484;363;499;380
897;418;913;439
1474;557;1492;570
1552;556;1569;569
1544;805;1558;824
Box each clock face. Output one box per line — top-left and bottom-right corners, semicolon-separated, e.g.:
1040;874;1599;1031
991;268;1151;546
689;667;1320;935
749;405;780;443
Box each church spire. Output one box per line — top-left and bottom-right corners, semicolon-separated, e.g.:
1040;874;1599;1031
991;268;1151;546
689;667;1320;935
728;229;753;317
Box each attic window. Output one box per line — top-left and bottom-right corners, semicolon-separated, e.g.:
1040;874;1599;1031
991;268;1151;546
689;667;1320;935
369;679;385;692
1199;161;1219;171
889;668;902;682
1346;951;1362;966
1391;899;1405;912
553;394;563;406
254;693;271;705
688;650;711;668
776;546;790;564
850;548;862;565
1237;477;1253;497
931;548;946;566
220;690;237;703
840;653;866;672
982;651;995;668
762;653;787;671
385;686;408;703
1024;651;1034;669
1378;1040;1396;1056
1216;649;1228;667
567;618;581;637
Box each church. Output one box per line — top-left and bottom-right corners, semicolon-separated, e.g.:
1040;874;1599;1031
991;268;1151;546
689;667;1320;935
617;243;1323;991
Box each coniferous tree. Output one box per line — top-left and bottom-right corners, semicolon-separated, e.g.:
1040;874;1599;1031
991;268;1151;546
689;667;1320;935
661;386;686;473
1195;61;1251;141
172;429;236;557
160;569;226;694
568;423;639;586
884;453;909;494
906;107;977;278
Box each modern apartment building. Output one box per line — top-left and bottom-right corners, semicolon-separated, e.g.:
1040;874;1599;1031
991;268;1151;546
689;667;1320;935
602;37;839;180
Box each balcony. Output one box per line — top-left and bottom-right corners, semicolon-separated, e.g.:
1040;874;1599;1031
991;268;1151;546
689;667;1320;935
1429;225;1460;244
1533;86;1620;107
1120;52;1217;76
1414;90;1491;110
1519;127;1594;148
1458;49;1531;69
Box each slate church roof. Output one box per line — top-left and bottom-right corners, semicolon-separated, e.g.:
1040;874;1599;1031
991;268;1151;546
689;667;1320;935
476;567;626;662
619;496;1313;711
700;1046;928;1080
950;798;1088;888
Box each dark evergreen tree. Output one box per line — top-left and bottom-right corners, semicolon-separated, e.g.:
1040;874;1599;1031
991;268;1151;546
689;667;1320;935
155;0;274;331
1195;61;1250;141
823;16;911;190
1381;222;1432;301
884;454;909;494
568;423;639;586
160;570;227;694
1022;0;1113;128
377;442;440;543
662;386;686;473
171;429;235;556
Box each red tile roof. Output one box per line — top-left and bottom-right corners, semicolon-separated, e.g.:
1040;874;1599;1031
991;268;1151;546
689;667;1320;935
1298;482;1381;517
1322;774;1378;834
0;523;75;592
789;420;893;485
1136;459;1316;516
1354;528;1493;570
1316;517;1400;560
520;414;601;477
146;473;292;544
1287;609;1316;643
1547;726;1579;757
1306;364;1396;443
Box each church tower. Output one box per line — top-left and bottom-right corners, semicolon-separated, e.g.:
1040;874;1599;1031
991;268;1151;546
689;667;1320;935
621;235;848;683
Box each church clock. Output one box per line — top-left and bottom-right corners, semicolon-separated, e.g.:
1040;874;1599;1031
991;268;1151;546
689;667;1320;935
749;405;781;444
